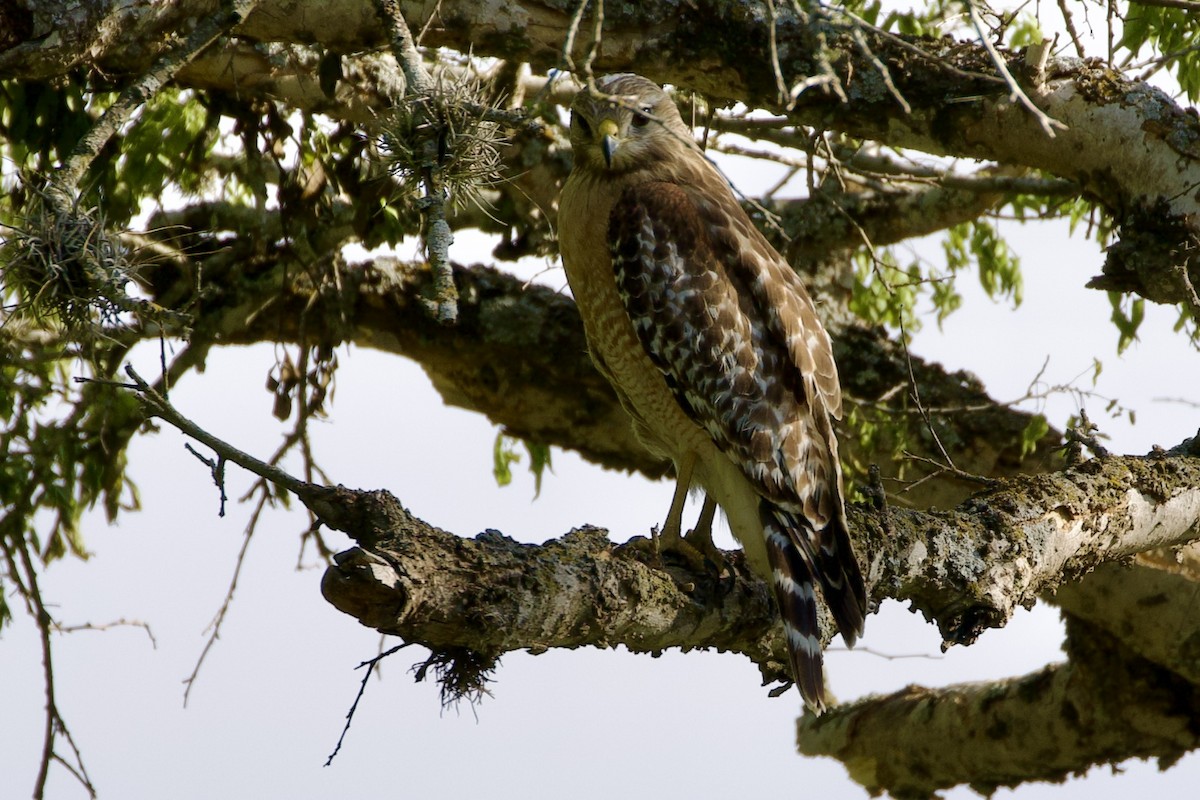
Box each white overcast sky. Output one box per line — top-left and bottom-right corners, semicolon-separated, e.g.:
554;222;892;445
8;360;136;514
4;5;1200;797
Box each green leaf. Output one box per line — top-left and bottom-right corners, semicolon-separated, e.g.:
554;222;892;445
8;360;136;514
1006;15;1043;49
1019;413;1049;459
1108;293;1145;354
524;441;553;499
847;249;921;335
493;432;520;487
1117;8;1200;102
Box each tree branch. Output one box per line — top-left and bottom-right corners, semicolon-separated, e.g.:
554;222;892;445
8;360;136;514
134;252;1064;507
53;0;260;197
11;2;1200;309
112;360;1200;697
319;452;1200;657
1054;545;1200;684
797;617;1200;797
373;0;458;323
12;2;1196;308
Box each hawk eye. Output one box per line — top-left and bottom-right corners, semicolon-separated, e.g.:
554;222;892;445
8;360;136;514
631;107;652;128
573;114;592;137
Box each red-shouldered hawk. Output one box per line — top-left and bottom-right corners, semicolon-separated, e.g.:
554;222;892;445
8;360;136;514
558;74;866;712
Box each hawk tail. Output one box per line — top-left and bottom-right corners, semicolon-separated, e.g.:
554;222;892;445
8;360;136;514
761;502;866;713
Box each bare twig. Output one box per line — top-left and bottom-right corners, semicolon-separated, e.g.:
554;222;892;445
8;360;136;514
15;535;96;799
1176;263;1200;316
830;645;943;660
965;0;1066;138
1055;0;1087;59
836;5;1007;89
324;642;412;765
1062;408;1110;467
560;0;594;77
124;365;309;496
119;362;332;702
901;450;1000;489
182;499;261;707
1135;42;1200;82
1155;396;1200;408
765;0;790;107
53;618;158;649
184;443;229;517
584;0;604;80
849;23;912;115
787;0;849;104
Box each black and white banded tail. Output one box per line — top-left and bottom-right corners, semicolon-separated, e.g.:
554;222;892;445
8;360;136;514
761;501;866;713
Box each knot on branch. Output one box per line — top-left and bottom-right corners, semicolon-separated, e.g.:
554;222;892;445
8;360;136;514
1090;198;1200;309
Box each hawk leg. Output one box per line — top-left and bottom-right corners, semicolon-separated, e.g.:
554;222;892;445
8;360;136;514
651;455;726;575
684;495;726;574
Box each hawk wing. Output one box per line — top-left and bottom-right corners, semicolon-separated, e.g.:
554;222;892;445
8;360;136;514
608;179;842;524
608;180;866;689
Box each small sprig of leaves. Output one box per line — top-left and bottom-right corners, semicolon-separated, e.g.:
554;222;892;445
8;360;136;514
493;432;553;498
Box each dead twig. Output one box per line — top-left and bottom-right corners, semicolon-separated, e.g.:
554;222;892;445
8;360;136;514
965;0;1066;138
324;642;412;765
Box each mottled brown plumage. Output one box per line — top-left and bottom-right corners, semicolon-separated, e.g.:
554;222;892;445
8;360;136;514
558;74;866;712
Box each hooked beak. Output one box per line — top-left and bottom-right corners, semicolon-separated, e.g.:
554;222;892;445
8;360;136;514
598;118;620;168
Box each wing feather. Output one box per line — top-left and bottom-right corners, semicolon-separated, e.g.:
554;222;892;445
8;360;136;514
609;181;835;510
608;180;866;648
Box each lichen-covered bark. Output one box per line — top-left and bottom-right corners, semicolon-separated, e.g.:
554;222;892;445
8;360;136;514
317;502;790;679
311;452;1200;796
140;253;1062;506
5;0;1195;310
865;455;1200;645
796;616;1200;797
317;451;1200;667
1055;545;1200;685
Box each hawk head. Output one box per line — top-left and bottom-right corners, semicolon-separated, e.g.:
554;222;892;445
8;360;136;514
568;74;695;174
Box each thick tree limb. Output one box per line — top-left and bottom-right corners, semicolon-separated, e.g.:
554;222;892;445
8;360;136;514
796;617;1200;797
773;169;1041;265
114;363;1200;694
866;453;1200;644
308;454;1200;795
136;253;1063;507
7;1;1197;308
319;517;792;682
1055;545;1200;684
319;453;1200;659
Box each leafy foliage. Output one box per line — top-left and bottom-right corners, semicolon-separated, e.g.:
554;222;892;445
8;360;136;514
1108;292;1146;354
1119;6;1200;102
492;432;553;498
848;248;922;334
942;219;1022;310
